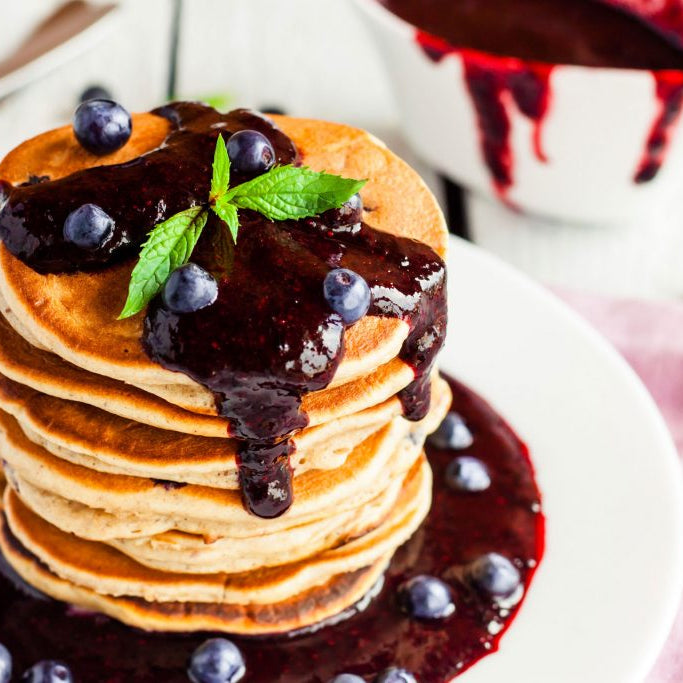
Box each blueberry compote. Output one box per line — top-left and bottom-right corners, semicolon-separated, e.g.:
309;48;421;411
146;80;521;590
0;375;544;681
0;103;447;518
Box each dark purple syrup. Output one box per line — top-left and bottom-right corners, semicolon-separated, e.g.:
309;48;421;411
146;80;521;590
0;104;297;273
0;103;447;518
0;375;545;682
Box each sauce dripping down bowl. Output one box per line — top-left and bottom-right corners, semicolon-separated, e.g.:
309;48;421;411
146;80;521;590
351;0;683;223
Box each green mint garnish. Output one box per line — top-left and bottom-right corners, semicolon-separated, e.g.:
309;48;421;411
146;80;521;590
223;165;367;222
119;134;366;319
118;206;207;320
210;133;230;204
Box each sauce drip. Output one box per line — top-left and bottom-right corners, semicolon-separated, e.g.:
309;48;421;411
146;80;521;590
144;208;447;518
635;71;683;182
0;375;545;682
0;103;447;518
383;0;683;196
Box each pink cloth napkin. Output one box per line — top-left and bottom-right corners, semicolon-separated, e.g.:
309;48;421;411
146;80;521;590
558;290;683;681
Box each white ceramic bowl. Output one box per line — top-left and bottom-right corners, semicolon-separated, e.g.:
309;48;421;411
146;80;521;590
351;0;683;224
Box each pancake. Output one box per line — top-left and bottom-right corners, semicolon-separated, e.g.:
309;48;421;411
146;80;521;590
0;107;450;636
0;373;450;487
0;518;391;636
0;407;433;536
13;475;404;572
0;114;447;414
3;460;429;605
0;309;416;437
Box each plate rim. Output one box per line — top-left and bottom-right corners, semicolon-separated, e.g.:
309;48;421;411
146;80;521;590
443;236;683;682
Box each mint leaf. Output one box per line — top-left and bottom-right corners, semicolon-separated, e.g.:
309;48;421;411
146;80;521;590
210;134;230;202
212;199;239;243
118;206;208;319
209;219;235;274
225;165;367;221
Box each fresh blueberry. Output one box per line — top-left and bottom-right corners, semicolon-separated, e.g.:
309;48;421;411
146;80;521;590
328;676;365;683
467;552;521;597
445;456;490;492
336;192;363;224
374;668;417;683
428;411;473;450
21;660;73;683
79;84;113;103
188;638;246;683
227;130;275;174
73;99;132;154
344;193;363;212
0;643;11;683
63;203;115;250
323;268;371;325
398;574;455;619
162;263;218;314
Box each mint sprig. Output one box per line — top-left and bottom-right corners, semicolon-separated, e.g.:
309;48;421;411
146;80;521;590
119;134;366;319
118;206;207;319
224;165;367;221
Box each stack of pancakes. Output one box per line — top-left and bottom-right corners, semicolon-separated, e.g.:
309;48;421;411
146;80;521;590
0;114;450;634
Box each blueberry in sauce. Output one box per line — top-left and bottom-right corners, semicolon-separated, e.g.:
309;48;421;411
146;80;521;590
344;192;363;212
323;268;371;325
374;668;417;683
335;192;363;225
63;204;115;250
73;99;132;155
328;675;365;683
397;574;456;619
79;84;113;103
21;661;73;683
445;455;491;492
162;263;218;314
428;411;474;450
0;643;11;683
468;552;521;597
226;129;275;174
188;638;246;683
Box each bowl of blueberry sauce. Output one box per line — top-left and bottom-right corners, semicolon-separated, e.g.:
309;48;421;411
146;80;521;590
352;0;683;223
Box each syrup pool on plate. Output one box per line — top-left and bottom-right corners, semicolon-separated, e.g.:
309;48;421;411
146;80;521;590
0;375;545;682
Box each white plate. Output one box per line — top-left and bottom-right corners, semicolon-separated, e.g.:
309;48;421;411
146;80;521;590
442;237;683;683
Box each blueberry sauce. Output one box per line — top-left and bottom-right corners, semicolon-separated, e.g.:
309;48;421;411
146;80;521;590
381;0;683;195
144;205;447;518
0;375;545;682
0;104;297;274
0;103;447;519
634;72;683;182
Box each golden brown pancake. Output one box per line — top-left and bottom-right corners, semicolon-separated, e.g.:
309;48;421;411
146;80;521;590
0;517;391;635
3;460;428;604
0;405;429;537
0;109;449;635
0;114;447;412
0;372;449;487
